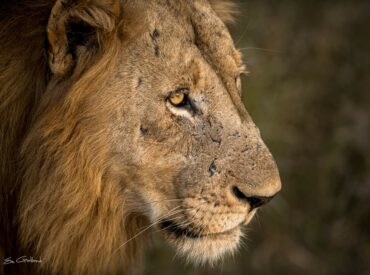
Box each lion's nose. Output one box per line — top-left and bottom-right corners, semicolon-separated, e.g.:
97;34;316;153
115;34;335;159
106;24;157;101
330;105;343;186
231;186;276;210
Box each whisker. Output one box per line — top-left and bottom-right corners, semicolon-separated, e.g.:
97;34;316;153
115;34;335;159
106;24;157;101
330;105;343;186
151;218;191;235
176;205;205;238
128;196;208;209
151;204;205;236
126;198;185;208
125;197;199;217
255;210;262;228
235;17;251;46
151;203;201;232
111;205;183;255
115;204;205;253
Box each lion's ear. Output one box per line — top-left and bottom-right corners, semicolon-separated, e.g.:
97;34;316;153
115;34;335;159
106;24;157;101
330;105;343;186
47;0;120;76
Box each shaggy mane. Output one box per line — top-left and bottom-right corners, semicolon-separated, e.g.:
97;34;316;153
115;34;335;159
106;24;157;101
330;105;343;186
0;0;238;274
0;1;52;267
209;0;238;24
0;1;147;274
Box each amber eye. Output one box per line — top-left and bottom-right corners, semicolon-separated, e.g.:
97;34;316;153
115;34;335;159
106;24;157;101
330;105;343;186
168;88;189;107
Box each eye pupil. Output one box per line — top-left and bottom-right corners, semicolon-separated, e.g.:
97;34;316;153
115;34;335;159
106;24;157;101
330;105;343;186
169;89;187;106
167;88;199;114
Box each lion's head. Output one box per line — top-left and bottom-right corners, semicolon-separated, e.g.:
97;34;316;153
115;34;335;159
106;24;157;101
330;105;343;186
0;0;281;274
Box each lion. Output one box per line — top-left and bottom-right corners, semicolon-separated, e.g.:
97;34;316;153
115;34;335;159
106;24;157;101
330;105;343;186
0;0;281;274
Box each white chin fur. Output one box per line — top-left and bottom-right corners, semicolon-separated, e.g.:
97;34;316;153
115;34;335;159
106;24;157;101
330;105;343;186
168;227;242;265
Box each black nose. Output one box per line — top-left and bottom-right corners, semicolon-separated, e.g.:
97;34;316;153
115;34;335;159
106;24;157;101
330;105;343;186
232;186;274;210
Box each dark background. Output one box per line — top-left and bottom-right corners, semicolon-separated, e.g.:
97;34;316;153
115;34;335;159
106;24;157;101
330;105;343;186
144;0;370;274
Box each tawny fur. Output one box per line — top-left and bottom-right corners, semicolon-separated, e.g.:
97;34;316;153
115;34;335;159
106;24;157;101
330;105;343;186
0;1;147;274
0;1;280;274
209;0;239;24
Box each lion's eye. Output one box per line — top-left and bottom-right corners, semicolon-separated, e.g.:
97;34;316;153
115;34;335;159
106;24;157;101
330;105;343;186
168;88;190;107
169;91;185;106
166;88;200;116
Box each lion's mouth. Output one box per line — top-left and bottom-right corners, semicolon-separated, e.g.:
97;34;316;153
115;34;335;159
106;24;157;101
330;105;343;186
160;220;238;239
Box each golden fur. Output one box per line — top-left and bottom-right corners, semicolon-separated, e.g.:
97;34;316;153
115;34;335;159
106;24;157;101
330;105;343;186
0;1;280;274
209;0;239;24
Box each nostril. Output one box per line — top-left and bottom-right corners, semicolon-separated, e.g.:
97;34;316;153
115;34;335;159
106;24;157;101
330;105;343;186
232;186;246;201
247;196;274;209
231;186;274;210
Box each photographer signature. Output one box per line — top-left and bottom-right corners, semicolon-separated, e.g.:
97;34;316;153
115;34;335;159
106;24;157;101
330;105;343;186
4;256;42;265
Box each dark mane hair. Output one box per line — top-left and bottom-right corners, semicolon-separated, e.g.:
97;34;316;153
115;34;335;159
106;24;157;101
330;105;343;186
0;1;238;273
0;2;133;273
0;0;52;259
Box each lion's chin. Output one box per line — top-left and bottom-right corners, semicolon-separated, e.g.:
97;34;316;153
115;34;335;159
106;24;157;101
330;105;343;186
159;221;242;265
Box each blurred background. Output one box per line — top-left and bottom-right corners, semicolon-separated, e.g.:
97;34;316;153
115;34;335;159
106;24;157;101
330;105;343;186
144;0;370;274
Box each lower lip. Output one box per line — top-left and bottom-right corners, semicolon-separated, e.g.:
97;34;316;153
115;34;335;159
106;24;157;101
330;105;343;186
204;226;240;238
161;220;240;239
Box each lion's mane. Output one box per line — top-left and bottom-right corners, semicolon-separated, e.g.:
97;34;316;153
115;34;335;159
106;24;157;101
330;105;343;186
0;1;236;274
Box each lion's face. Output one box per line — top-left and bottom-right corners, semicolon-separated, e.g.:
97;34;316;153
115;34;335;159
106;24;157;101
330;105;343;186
94;1;282;263
14;0;281;272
